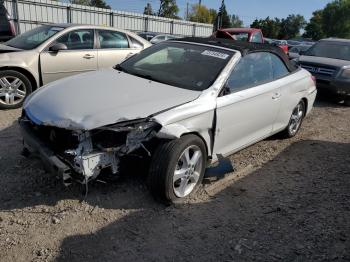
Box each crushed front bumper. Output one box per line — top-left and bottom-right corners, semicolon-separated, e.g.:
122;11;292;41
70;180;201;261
19;119;73;184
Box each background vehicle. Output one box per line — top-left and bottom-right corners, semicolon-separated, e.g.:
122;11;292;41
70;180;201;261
272;39;289;54
213;28;264;43
297;38;350;105
149;34;182;44
20;38;316;203
288;44;312;60
137;31;159;41
0;24;151;109
287;40;302;48
214;28;289;54
0;3;16;42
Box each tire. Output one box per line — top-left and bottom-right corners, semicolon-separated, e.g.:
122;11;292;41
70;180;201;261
343;97;350;107
0;70;32;109
281;100;306;138
148;134;207;204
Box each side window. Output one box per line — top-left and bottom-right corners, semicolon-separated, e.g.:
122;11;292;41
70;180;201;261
225;52;273;94
98;30;129;49
129;36;144;49
251;32;263;43
270;54;289;79
56;29;94;50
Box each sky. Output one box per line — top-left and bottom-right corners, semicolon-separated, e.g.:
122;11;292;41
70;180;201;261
106;0;333;26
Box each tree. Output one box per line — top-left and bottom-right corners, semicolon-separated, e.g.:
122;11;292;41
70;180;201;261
188;4;214;23
144;3;154;15
278;14;306;39
303;10;325;40
69;0;110;9
250;17;281;38
217;0;231;28
70;0;90;5
230;14;243;28
90;0;110;9
158;0;180;19
322;0;350;38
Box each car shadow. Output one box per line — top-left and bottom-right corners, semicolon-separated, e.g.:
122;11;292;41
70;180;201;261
314;92;348;108
1;120;349;261
52;139;350;261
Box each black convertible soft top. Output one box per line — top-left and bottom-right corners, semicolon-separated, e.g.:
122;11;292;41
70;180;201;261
175;37;297;72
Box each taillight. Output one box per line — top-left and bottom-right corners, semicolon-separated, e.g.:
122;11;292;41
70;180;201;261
311;75;316;85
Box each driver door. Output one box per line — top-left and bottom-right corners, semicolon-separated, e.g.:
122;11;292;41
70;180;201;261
213;52;282;158
40;29;97;85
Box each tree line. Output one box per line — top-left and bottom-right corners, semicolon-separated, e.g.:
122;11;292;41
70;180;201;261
61;0;350;40
250;0;350;40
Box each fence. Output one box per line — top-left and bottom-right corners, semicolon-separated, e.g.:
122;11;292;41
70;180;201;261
3;0;214;37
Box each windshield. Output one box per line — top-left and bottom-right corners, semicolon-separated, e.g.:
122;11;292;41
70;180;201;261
119;42;234;91
305;41;350;61
5;25;64;50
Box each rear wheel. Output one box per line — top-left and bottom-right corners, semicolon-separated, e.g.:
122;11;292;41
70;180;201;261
281;100;306;138
0;70;32;109
148;135;207;203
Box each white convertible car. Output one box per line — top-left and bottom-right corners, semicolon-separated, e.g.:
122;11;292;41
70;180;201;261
19;38;317;203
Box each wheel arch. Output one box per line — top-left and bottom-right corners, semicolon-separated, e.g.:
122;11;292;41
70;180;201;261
0;66;38;91
301;97;308;113
180;132;210;161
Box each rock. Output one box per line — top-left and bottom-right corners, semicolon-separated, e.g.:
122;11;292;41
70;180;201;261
52;216;60;224
234;244;242;254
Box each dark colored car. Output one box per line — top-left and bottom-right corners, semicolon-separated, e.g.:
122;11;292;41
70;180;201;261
288;45;312;60
0;4;16;42
297;38;350;105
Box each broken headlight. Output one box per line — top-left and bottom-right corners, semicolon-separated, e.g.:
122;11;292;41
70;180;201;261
91;120;161;154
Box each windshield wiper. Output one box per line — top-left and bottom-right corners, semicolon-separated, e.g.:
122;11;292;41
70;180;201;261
132;72;168;85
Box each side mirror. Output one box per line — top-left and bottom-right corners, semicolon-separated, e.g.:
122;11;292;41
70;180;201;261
49;43;68;52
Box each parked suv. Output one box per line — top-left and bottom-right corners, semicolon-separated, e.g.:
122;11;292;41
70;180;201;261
297;38;350;105
0;3;16;42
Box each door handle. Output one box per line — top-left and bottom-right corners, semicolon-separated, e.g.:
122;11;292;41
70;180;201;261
83;54;95;59
272;92;281;100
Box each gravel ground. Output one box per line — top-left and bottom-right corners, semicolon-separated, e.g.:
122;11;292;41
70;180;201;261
0;97;349;262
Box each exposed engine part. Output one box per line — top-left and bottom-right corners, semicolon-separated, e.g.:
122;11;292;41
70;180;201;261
65;132;119;181
62;121;161;184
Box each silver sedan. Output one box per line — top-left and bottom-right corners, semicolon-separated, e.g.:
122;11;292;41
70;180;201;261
0;24;151;109
19;38;317;203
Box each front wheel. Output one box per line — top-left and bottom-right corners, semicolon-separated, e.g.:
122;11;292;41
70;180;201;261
281;100;306;138
148;135;207;203
0;70;32;109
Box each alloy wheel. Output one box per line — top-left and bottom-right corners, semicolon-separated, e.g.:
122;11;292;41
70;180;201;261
0;76;26;106
173;145;203;198
288;102;304;135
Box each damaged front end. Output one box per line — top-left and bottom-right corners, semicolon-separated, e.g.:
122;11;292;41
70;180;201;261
19;111;161;185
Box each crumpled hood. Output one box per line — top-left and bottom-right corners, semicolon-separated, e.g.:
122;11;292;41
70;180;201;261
24;69;201;130
299;55;350;68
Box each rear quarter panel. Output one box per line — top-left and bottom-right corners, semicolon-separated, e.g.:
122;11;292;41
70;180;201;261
274;68;316;131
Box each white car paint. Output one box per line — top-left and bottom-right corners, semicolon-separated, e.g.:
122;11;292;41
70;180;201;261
21;40;317;183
